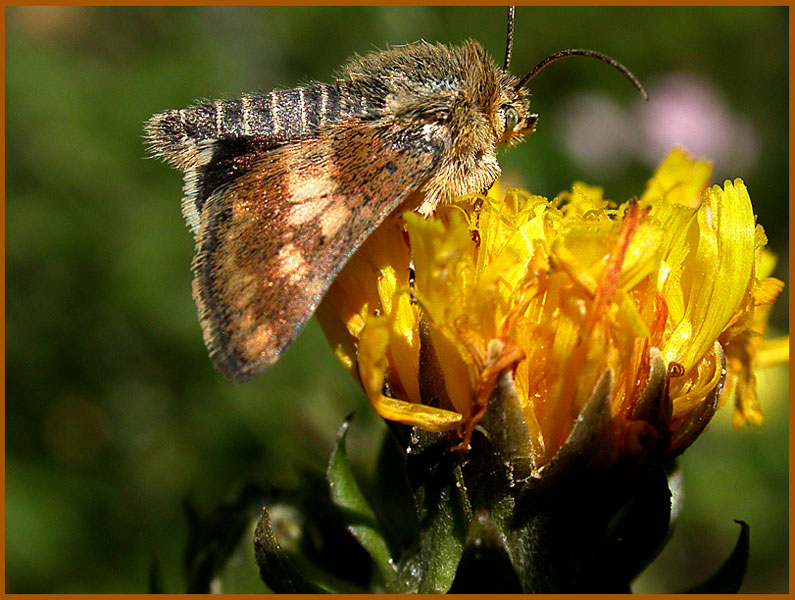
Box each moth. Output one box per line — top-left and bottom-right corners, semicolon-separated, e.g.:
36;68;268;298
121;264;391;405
146;7;645;383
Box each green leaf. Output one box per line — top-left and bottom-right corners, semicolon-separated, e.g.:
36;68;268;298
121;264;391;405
414;465;470;593
684;520;750;593
253;507;330;593
327;415;396;587
393;428;471;594
373;421;419;555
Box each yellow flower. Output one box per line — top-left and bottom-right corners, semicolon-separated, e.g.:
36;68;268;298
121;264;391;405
316;148;786;468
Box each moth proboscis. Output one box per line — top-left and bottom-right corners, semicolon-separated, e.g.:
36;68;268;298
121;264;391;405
145;7;647;383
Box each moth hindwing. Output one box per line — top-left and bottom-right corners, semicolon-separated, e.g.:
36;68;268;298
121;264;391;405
146;9;644;383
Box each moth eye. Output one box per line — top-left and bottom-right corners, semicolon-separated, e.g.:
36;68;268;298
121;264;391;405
502;105;520;132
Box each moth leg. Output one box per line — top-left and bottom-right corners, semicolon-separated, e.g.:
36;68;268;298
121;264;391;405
470;195;485;245
415;193;440;218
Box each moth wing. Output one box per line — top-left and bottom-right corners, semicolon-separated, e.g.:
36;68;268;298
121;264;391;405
193;120;444;382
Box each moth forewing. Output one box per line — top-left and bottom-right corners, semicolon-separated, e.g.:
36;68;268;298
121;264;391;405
189;121;444;381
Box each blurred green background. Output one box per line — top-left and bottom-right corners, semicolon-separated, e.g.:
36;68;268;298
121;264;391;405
6;6;788;593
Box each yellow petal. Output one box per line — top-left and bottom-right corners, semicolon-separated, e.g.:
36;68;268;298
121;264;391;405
385;289;421;404
664;180;755;374
641;147;713;208
357;316;462;431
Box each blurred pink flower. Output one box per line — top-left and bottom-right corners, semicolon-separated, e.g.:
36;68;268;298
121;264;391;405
555;72;759;176
637;73;759;173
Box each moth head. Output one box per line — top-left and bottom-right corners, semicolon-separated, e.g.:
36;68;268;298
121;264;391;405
494;92;538;147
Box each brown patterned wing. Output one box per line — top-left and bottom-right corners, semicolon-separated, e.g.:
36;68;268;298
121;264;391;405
192;120;445;381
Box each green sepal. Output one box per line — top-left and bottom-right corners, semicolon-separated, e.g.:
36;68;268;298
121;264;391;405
683;520;750;593
327;414;396;587
449;509;522;593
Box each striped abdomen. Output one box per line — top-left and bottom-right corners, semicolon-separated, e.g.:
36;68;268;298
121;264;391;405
146;81;380;171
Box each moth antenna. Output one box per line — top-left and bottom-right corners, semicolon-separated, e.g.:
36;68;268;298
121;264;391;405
516;48;648;100
503;6;516;72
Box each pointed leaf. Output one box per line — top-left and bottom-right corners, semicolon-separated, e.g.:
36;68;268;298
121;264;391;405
373;422;419;555
269;472;375;588
327;415;396;586
684;520;750;593
392;428;471;593
402;464;470;593
253;507;329;593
